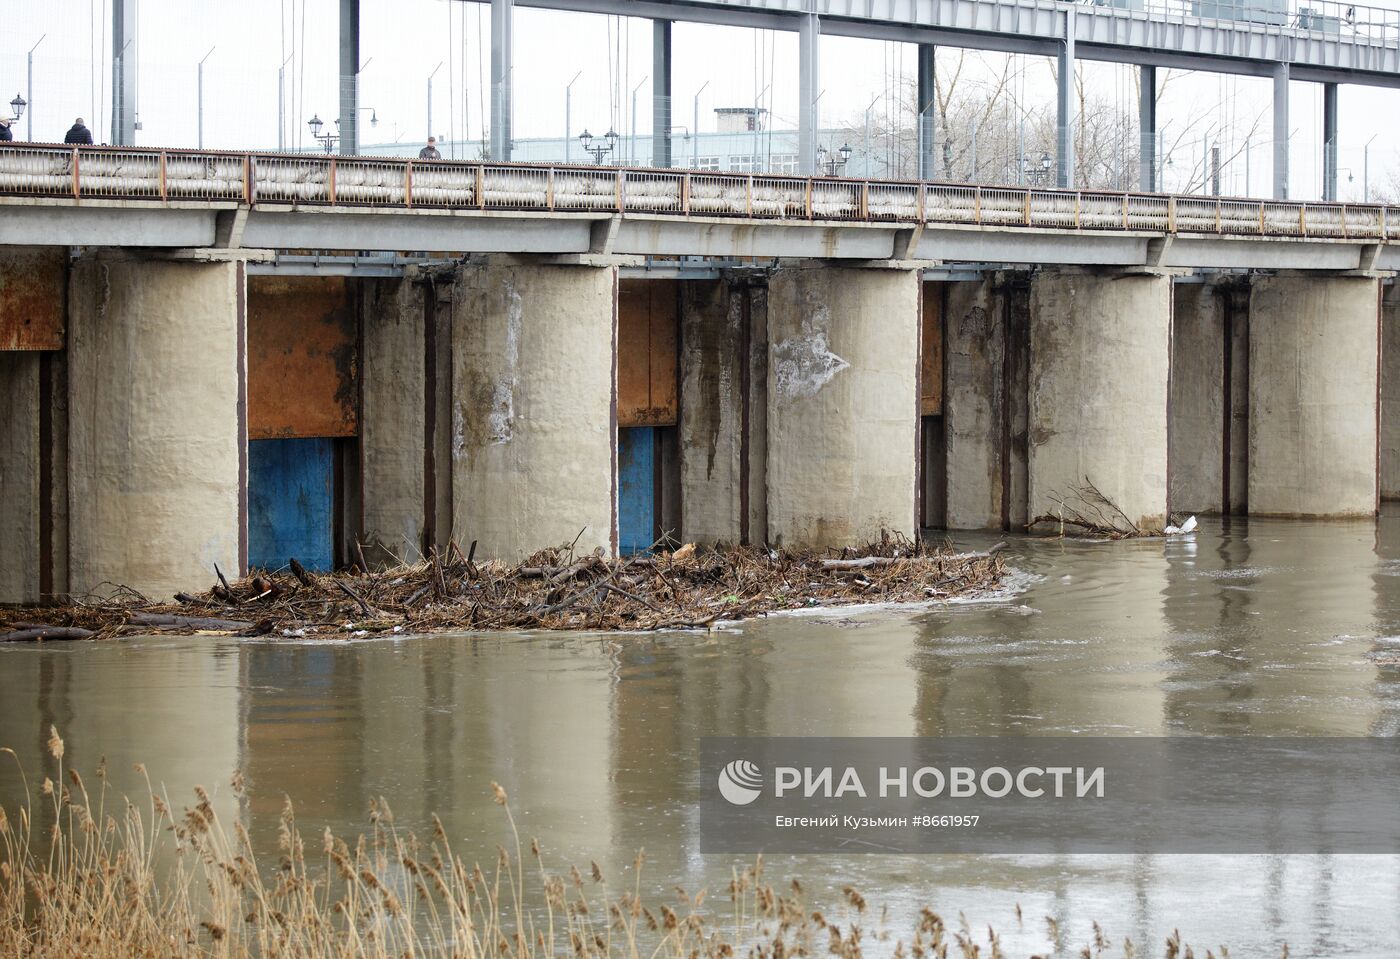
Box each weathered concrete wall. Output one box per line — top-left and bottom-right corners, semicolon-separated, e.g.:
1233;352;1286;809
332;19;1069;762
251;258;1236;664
766;264;919;547
943;279;1005;529
677;279;768;544
67;256;244;600
0;353;41;603
1169;278;1251;516
1169;280;1226;515
1249;274;1379;517
679;280;741;543
361;276;426;564
1028;270;1171;533
451;259;615;560
1382;283;1400;500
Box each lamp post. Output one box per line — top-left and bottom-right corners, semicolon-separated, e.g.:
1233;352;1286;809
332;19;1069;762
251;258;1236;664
816;142;852;177
198;47;216;149
1021;151;1052;186
308;114;340;154
427;62;443;145
630;75;648;166
7;94;25;124
862;95;878;177
1365;134;1378;201
750;84;770;174
692;79;709;169
565;71;581;163
578;127;619;165
26;35;43;141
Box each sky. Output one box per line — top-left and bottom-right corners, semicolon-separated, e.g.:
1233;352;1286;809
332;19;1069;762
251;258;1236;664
3;0;1399;200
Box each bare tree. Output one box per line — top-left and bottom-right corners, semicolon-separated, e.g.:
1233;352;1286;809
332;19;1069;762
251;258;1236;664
833;55;1267;194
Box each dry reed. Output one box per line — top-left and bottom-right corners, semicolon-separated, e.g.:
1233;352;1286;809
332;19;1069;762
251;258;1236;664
0;731;1263;959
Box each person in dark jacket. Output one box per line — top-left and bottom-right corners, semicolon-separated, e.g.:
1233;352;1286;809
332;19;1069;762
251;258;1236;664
418;136;441;160
0;119;12;142
64;118;93;145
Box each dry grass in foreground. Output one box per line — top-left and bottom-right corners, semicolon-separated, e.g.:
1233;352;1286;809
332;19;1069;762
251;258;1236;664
0;731;1259;959
1;536;1005;642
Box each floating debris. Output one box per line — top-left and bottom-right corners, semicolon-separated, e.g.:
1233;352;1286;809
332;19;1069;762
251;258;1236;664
1;535;1005;642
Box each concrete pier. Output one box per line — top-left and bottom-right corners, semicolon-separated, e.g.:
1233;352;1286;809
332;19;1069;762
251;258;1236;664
1168;278;1249;515
361;276;429;564
451;258;617;560
678;278;767;544
1249;274;1380;517
1028;269;1172;533
1381;283;1400;500
939;275;1032;530
766;263;919;547
67;255;247;599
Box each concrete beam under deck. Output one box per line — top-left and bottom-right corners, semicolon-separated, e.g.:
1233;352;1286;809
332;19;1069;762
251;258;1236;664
3;198;1400;273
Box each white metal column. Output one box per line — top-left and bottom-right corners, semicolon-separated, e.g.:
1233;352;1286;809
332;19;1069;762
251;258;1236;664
1273;62;1290;200
1056;8;1076;189
111;0;137;145
798;10;820;175
917;44;936;181
1139;65;1156;192
491;0;514;161
339;0;359;155
653;20;672;167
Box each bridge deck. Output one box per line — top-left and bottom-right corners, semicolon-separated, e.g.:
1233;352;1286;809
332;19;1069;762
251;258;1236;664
1;144;1395;271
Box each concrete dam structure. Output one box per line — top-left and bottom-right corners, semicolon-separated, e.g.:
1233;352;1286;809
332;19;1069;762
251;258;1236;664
1;144;1397;603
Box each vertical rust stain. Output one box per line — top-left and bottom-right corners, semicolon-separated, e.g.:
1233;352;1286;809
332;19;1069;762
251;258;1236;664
0;248;67;352
617;279;679;427
247;276;360;439
38;352;53;602
915;281;926;531
610;270;620;558
739;283;752;545
422;278;438;557
919;284;943;416
237;261;250;576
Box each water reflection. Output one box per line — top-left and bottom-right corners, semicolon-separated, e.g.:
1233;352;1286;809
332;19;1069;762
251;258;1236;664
3;518;1400;955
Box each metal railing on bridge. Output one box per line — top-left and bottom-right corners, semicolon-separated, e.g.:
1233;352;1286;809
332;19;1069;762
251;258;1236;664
1;143;1396;242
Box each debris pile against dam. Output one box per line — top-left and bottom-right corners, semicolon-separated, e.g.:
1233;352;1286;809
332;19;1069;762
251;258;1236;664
0;537;1005;642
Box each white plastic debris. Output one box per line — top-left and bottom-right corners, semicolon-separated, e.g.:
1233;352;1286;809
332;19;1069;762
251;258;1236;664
1164;515;1199;535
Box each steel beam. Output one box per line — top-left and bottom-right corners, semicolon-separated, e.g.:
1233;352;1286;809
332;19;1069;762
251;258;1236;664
917;44;937;181
1056;8;1075;189
798;11;820;175
339;0;360;155
111;0;137;145
653;20;672;168
481;0;1400;89
491;0;514;161
1139;65;1156;192
1322;81;1338;201
1273;62;1290;200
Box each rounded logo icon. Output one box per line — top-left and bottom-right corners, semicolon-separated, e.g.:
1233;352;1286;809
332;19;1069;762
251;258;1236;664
718;759;763;805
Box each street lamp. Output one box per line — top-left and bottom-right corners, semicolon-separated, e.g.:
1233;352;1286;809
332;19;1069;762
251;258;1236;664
579;127;619;165
816;142;852;177
8;93;26;123
1022;151;1053;185
308;114;340;153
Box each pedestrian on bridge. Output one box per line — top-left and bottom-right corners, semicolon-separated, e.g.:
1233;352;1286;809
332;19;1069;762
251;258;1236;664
0;119;12;142
419;136;441;160
64;119;93;145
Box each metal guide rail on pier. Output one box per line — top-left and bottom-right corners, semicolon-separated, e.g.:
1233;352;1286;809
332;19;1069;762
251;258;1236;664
1;143;1395;241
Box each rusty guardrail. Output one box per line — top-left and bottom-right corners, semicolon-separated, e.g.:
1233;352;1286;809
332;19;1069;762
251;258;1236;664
1;142;1395;241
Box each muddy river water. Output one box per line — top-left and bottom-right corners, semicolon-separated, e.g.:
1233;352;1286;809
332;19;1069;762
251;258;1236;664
4;514;1400;956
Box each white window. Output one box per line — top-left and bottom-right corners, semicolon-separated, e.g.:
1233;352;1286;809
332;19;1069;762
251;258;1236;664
694;156;721;171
